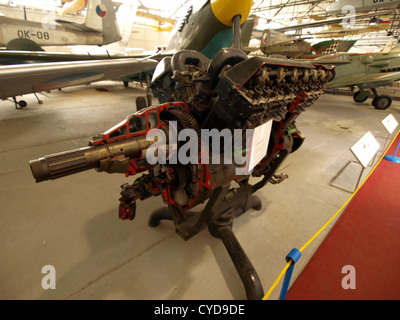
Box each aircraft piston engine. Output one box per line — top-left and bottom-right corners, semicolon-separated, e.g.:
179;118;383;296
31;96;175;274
30;48;334;240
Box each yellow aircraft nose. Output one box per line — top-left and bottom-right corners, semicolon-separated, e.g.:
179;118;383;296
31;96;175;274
210;0;253;26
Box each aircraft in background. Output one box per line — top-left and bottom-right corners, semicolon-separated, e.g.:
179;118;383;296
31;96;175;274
0;58;158;108
0;0;121;50
308;40;400;110
326;0;400;15
308;40;357;56
247;8;394;58
0;0;253;109
59;0;88;16
254;29;312;58
253;37;356;59
163;0;252;59
309;18;391;39
273;10;396;33
246;29;356;58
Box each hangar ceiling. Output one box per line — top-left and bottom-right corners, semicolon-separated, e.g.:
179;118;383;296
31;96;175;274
135;0;400;49
250;0;400;47
1;0;399;49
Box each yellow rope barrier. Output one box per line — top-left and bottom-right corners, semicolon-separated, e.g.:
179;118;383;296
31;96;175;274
262;130;400;300
262;261;292;300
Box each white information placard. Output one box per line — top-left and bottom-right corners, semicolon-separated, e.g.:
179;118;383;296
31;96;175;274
350;131;380;168
248;120;273;172
381;114;398;134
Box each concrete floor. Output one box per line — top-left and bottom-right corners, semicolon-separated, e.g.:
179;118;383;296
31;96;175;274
1;81;399;300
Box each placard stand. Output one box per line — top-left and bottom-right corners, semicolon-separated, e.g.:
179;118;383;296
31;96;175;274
349;131;380;192
330;132;380;193
369;115;397;166
381;114;400;163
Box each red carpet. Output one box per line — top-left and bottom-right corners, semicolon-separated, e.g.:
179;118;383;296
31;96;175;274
286;131;400;300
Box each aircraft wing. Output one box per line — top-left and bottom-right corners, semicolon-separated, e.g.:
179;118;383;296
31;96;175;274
275;10;394;32
54;19;103;33
311;40;356;54
0;50;169;65
310;59;351;65
327;71;400;89
299;56;352;64
0;58;157;100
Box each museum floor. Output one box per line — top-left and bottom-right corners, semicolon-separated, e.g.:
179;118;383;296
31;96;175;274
1;81;399;300
286;132;400;300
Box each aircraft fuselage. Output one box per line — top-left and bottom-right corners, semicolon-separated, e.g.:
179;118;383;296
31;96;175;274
0;16;103;47
327;51;400;89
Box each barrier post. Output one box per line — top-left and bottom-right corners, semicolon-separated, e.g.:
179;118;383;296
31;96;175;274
279;248;301;300
382;114;399;163
384;140;400;163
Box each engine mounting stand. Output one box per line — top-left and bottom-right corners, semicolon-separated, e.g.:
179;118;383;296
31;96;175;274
148;183;265;300
207;195;264;300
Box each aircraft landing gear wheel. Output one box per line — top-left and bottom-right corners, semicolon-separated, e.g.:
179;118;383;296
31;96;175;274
372;95;392;110
18;100;27;108
11;97;27;109
353;91;369;103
